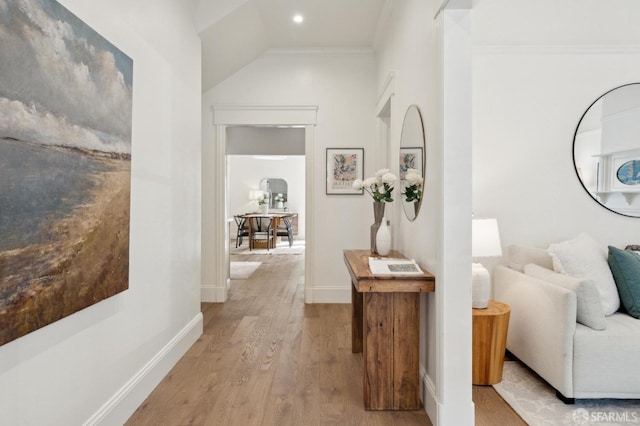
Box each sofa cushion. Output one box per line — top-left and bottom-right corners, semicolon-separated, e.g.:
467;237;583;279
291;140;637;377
608;246;640;319
548;233;620;316
507;245;554;272
524;263;606;330
573;313;640;397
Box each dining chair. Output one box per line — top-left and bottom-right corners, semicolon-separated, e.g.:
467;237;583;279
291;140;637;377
249;216;275;251
233;215;250;248
276;216;294;247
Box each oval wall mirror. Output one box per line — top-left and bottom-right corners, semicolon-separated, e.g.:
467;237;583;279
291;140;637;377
399;105;426;221
573;83;640;218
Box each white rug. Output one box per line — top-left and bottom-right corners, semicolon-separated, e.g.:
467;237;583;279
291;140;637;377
494;361;640;425
230;261;261;279
231;240;305;256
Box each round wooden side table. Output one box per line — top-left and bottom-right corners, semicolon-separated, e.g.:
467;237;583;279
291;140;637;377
472;300;511;385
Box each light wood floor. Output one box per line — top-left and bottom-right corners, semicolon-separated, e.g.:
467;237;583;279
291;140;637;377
126;248;525;426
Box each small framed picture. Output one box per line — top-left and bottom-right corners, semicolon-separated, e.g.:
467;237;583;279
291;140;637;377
399;147;423;180
326;148;364;195
613;156;640;190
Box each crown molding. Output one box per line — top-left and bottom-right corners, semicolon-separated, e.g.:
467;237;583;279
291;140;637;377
263;47;374;57
474;44;640;56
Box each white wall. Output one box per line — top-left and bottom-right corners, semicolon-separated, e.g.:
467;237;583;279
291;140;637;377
376;0;440;388
0;1;202;424
473;0;640;250
203;49;377;302
228;155;306;237
376;0;474;424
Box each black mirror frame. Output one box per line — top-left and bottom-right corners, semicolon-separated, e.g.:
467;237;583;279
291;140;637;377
573;82;640;218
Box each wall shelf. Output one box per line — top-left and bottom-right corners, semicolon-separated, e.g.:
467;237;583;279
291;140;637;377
595;191;640;205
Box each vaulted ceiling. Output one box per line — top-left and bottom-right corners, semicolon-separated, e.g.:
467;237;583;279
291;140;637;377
194;0;387;92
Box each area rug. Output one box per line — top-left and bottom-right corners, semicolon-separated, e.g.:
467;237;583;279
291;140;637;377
230;261;261;279
231;240;305;256
494;361;640;425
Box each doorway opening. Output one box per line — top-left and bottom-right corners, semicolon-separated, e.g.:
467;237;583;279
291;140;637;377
226;127;306;279
201;105;317;303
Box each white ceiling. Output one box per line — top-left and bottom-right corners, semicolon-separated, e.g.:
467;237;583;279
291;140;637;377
195;0;387;92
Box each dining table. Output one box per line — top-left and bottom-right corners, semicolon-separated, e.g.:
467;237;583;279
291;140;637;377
239;212;296;249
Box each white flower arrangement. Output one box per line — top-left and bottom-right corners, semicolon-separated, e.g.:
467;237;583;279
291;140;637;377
257;194;269;206
403;168;423;202
352;168;397;202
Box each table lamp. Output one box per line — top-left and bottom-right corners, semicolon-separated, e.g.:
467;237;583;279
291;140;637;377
249;190;264;212
472;218;502;309
249;190;263;200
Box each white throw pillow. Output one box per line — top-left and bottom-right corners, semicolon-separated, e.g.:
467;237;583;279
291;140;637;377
548;233;620;316
524;263;606;330
508;245;554;272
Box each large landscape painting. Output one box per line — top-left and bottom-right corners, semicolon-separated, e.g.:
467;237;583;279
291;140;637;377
0;0;132;346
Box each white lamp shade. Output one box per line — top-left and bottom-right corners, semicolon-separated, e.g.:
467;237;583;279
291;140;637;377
472;218;502;258
249;190;264;200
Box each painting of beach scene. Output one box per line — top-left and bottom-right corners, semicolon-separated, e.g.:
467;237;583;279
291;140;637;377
0;0;132;346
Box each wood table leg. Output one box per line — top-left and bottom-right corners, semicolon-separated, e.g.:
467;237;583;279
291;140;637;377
392;293;420;410
363;292;393;410
352;282;363;353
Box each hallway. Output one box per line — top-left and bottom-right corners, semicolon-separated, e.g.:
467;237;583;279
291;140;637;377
126;252;430;425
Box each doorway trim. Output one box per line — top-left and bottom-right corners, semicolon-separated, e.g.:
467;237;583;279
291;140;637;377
202;105;318;303
375;72;395;222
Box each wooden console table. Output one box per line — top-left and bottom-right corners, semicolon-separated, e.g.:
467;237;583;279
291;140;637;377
343;249;435;410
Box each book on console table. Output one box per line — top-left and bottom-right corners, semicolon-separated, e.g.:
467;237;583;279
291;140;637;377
368;257;423;275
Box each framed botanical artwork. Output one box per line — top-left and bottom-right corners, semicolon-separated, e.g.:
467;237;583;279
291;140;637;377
399;147;423;180
326;148;364;195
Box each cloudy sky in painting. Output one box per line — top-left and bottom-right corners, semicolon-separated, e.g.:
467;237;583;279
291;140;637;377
0;0;132;154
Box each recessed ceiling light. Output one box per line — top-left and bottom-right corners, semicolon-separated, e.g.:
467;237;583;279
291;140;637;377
293;14;304;24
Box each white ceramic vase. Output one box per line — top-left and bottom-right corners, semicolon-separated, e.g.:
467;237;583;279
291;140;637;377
260;204;268;214
376;218;392;256
472;263;490;309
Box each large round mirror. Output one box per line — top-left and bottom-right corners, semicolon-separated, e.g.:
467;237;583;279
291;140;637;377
573;83;640;218
399;105;426;221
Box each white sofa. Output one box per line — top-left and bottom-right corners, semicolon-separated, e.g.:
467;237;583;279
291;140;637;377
494;242;640;402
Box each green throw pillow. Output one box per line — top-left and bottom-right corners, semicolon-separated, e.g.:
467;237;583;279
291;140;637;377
608;246;640;319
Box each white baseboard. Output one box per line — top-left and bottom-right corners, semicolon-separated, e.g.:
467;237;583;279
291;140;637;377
83;313;203;426
308;286;351;303
422;364;438;424
201;284;228;302
201;285;217;302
